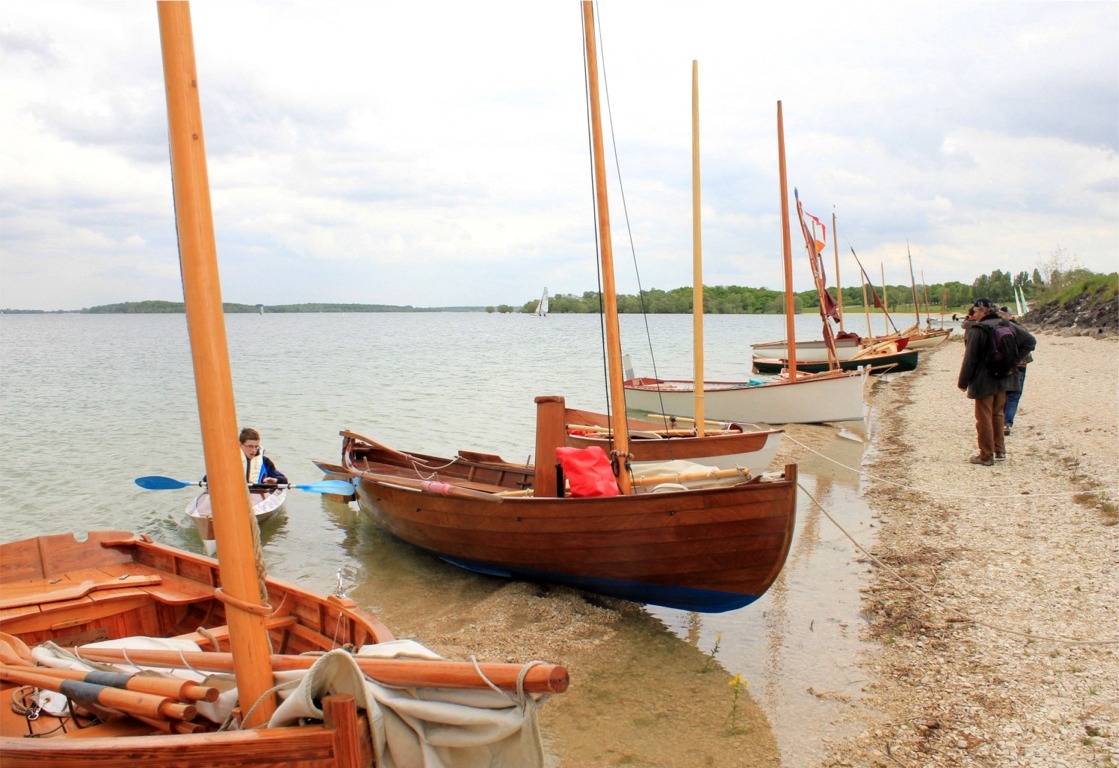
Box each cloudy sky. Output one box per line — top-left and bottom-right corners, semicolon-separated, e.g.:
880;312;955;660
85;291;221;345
1;2;1116;311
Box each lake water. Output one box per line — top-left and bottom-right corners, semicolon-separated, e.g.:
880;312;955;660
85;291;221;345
0;310;921;764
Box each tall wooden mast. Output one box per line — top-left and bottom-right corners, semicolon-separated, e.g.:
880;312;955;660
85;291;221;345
157;1;277;725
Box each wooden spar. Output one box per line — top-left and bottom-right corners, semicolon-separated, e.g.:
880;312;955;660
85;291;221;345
691;60;705;432
921;269;932;325
907;241;921;319
69;648;570;694
832;211;844;333
582;1;631;494
879;263;889;336
862;280;872;337
156;2;276;725
794;191;839;370
776;101;798;381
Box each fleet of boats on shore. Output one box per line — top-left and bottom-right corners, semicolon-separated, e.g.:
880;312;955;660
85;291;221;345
1;2;952;765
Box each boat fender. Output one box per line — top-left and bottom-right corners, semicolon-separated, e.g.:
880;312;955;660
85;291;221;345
650;483;688;493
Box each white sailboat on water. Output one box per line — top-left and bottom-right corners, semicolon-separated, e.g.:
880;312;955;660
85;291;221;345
535;287;549;316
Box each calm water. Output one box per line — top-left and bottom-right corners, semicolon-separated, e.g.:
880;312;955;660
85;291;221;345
0;310;919;764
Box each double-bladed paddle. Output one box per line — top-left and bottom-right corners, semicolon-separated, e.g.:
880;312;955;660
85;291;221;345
135;476;355;495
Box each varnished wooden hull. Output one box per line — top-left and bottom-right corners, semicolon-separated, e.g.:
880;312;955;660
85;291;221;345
338;433;797;613
0;531;391;767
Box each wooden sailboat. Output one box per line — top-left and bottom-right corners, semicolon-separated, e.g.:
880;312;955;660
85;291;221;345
895;244;951;350
623;102;870;425
564;61;783;472
323;3;798;614
753;192;918;375
0;5;564;764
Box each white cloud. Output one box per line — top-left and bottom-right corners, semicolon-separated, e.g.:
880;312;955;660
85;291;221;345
1;1;1116;310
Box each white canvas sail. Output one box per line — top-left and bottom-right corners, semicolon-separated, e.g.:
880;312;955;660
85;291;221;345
535;287;549;316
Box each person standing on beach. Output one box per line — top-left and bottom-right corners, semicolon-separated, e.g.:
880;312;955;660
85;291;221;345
957;298;1036;465
999;307;1032;436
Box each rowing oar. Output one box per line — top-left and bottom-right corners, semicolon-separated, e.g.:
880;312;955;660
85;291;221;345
0;666;196;721
0;661;218;702
135;476;355;495
69;647;568;694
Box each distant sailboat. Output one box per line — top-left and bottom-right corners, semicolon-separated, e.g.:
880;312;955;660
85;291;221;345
535;287;549;317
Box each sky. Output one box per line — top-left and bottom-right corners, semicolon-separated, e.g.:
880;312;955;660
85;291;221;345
1;1;1116;311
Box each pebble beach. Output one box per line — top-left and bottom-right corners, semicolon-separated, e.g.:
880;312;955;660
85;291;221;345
822;330;1118;767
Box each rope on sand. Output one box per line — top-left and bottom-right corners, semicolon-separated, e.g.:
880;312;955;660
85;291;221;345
798;482;1118;646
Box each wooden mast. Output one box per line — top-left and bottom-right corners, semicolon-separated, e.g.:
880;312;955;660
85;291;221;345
906;241;921;329
582;1;631;494
879;263;889;336
690;60;705;432
776;101;798;380
832;211;844;333
157;2;277;725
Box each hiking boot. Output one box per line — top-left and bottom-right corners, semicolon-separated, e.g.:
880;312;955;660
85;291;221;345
995;452;1007;461
969;455;994;466
1004;426;1012;436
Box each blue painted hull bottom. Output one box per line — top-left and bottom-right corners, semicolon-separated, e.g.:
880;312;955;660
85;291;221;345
439;555;761;614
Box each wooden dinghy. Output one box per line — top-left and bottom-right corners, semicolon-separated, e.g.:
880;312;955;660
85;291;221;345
186;487;287;555
0;531;568;766
331;397;797;615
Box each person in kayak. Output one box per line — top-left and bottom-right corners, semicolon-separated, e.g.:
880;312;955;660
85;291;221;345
239;427;288;485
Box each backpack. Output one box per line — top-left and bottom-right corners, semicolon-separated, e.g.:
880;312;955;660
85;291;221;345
981;321;1020;378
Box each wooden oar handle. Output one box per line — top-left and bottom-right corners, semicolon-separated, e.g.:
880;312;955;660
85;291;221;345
0;666;196;721
21;665;218;702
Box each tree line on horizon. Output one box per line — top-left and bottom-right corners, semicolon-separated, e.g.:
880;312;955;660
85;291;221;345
5;251;1108;315
513;261;1113;315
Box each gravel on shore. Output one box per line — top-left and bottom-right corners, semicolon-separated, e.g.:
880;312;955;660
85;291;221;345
821;332;1119;768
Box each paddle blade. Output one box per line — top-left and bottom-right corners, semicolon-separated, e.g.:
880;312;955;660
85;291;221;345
135;476;195;490
293;480;356;495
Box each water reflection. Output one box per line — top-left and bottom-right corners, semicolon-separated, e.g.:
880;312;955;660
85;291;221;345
649;426;874;766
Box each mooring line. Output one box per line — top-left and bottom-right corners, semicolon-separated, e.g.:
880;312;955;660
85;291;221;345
798;481;1118;646
784;433;1117;500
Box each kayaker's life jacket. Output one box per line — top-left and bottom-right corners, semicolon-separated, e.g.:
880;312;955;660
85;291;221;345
244;450;267;484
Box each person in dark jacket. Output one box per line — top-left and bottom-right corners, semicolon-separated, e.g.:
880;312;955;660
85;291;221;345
957;298;1037;465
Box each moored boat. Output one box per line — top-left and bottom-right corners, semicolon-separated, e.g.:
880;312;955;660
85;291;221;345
751;348;919;375
334;415;798;614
